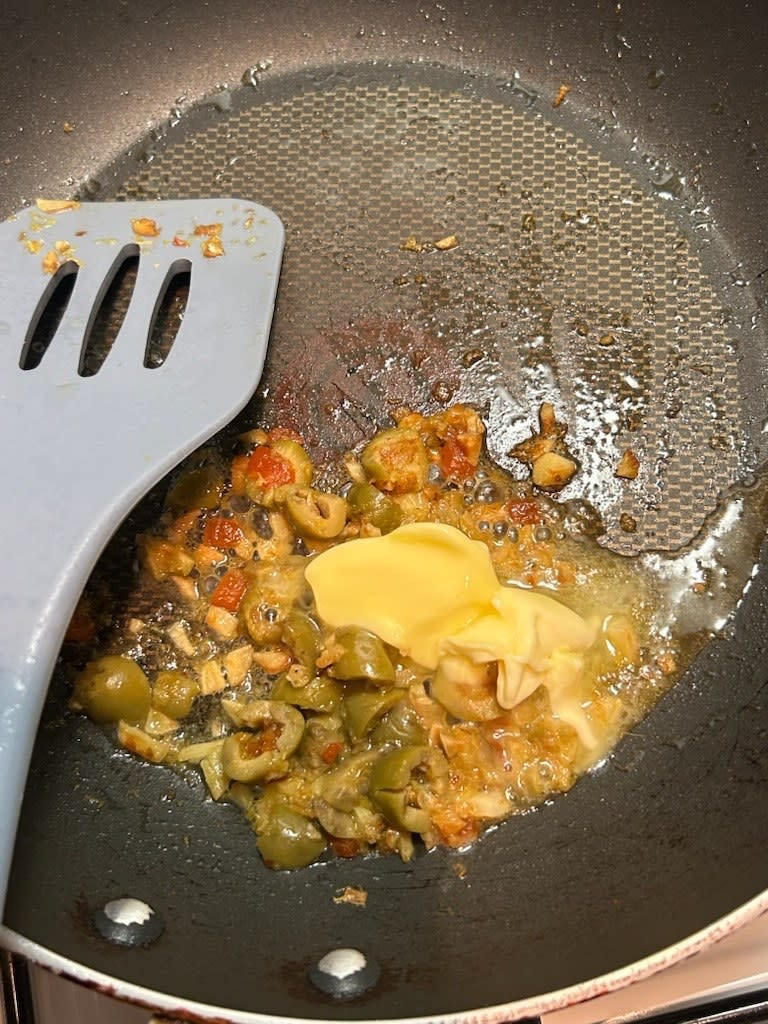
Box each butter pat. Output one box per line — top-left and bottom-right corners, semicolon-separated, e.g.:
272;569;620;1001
305;523;598;746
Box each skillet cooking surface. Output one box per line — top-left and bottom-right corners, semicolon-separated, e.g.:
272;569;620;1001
4;46;768;1024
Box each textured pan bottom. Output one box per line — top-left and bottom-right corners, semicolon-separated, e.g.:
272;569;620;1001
106;64;748;553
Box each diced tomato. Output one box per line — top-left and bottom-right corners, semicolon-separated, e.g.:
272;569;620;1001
246;445;295;488
321;741;344;764
268;426;304;444
210;568;249;612
439;437;476;481
202;516;243;549
240;721;281;755
505;497;542;525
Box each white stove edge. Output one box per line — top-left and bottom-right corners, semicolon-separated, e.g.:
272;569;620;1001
542;910;768;1024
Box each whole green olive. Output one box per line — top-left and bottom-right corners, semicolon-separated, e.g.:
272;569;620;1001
72;655;151;725
256;805;326;869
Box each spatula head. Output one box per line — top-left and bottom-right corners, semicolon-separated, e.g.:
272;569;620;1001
0;197;283;912
1;197;283;389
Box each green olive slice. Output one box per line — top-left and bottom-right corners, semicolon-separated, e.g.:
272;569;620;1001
285;487;347;539
343;687;404;740
221;700;305;783
369;745;446;833
272;674;342;712
346;482;403;533
281;609;322;671
270;438;314;487
360;427;429;494
328;626;395;685
430;654;502;721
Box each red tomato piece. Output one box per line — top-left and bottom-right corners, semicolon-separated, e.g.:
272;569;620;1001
202;516;243;549
321;741;345;764
439;437;476;481
505;497;542;525
210;569;249;612
246;445;295;487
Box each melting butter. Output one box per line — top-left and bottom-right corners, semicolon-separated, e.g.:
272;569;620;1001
305;523;600;746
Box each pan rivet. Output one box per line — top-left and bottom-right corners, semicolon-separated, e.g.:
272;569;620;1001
92;897;164;947
308;947;380;999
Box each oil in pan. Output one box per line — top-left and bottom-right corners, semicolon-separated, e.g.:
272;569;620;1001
92;62;760;557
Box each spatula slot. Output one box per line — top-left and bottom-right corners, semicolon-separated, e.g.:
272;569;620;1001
144;259;192;369
18;262;79;371
79;245;140;377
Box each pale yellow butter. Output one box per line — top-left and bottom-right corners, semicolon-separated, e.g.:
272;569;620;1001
305;522;598;746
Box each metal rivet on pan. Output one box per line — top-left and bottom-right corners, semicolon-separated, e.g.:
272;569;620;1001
92;897;164;947
308;947;380;999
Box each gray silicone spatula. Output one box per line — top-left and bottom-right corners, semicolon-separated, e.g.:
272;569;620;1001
0;197;284;913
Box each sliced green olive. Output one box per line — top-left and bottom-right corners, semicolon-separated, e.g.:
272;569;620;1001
272;674;342;712
281;609;322;671
314;752;380;840
371;699;426;746
165;464;224;511
319;751;377;812
314;798;380;841
256;804;326;870
151;670;200;719
343;687;404;741
221;700;305;783
298;712;346;765
360;427;429;494
284;487;347;539
369;745;446;833
430;654;502;722
240;557;309;644
270;438;314;487
201;748;229;800
72;655;151;725
328;626;395;685
346;482;403;534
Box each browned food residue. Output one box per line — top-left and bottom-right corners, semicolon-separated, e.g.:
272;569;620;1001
510;403;580;491
132;217;161;238
553;83;572;108
434;235;459;251
202;236;225;258
616;449;640;480
333;886;368;907
35;198;81;214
